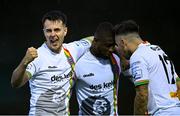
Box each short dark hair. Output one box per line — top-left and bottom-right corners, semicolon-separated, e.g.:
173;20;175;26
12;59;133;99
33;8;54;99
42;10;67;26
94;22;114;41
114;20;139;36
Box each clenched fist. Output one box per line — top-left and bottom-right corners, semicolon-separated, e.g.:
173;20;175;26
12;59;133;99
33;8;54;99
23;47;38;66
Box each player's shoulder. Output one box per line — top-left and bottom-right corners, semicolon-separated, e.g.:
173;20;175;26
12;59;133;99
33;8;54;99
64;38;91;48
74;53;87;72
132;44;154;59
76;50;91;62
76;50;96;67
35;44;49;60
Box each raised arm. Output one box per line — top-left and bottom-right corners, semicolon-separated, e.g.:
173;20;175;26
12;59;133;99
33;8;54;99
11;47;38;88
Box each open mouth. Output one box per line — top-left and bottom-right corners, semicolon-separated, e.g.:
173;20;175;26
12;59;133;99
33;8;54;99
49;36;60;45
50;39;59;46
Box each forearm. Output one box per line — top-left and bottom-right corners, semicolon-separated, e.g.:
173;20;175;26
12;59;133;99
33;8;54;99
134;85;148;115
11;58;28;88
11;47;37;88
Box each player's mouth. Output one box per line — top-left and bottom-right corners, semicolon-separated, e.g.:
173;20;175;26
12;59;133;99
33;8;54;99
50;39;59;46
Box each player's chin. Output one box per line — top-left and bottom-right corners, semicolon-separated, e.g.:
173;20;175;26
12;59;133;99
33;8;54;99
51;45;61;52
101;54;110;59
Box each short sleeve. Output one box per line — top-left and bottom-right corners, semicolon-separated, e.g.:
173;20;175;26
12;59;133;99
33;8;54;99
26;62;36;79
64;36;93;62
74;36;93;50
130;55;149;87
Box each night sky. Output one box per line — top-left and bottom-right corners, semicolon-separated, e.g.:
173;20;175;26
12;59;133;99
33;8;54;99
0;0;179;114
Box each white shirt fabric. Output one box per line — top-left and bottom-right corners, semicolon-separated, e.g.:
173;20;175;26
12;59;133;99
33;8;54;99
130;43;180;115
75;50;120;115
26;38;91;116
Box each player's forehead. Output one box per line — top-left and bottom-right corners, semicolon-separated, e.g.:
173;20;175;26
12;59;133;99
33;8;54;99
43;19;65;28
103;40;114;45
97;37;114;44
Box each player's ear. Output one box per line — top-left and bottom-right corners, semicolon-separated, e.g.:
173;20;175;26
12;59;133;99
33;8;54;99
64;26;67;36
121;39;125;45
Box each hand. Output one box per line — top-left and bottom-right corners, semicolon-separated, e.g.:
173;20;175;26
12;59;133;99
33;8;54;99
177;89;180;100
23;47;38;66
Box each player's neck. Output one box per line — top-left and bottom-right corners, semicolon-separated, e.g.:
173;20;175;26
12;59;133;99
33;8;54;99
90;46;99;58
131;39;144;53
46;43;62;54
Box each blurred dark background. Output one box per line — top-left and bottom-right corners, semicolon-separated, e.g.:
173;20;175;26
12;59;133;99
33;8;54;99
0;0;179;114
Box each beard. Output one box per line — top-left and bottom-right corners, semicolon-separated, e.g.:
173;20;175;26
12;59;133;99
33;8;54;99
94;51;110;59
90;47;110;59
124;50;132;60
